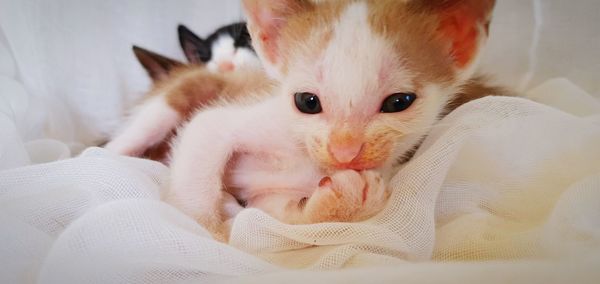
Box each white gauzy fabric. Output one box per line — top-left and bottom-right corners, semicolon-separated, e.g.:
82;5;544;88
0;28;74;170
1;80;600;283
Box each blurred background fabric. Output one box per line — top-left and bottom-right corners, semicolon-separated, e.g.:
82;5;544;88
0;0;245;146
0;0;599;147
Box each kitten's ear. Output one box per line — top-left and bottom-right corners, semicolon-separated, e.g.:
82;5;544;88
242;0;313;78
178;25;210;64
415;0;496;71
132;46;184;82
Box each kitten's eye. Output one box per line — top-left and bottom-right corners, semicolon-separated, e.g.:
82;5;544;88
380;93;417;113
294;92;322;114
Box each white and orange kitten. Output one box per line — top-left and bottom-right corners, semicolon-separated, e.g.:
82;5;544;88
165;0;506;241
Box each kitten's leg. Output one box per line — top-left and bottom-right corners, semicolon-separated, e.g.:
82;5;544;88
165;107;243;241
105;95;180;156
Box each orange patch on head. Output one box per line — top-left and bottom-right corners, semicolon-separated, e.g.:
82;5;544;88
243;0;316;67
277;1;342;74
368;0;495;78
367;0;455;83
244;0;345;76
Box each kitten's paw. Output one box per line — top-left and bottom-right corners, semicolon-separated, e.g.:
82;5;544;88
302;170;365;223
357;170;390;220
301;170;389;224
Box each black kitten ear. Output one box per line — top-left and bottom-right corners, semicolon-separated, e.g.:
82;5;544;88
178;24;210;64
132;45;184;82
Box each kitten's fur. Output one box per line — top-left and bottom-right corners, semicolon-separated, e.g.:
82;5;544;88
165;0;506;241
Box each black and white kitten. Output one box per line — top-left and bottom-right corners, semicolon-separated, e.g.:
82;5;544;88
178;22;261;73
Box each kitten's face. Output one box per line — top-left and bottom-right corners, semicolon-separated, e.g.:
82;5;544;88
244;0;495;170
179;23;262;73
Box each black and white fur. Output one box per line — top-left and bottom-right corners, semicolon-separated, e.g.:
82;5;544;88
178;23;261;73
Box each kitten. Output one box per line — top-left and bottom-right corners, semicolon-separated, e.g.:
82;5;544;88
105;47;270;162
106;23;267;162
165;0;506;241
178;23;262;72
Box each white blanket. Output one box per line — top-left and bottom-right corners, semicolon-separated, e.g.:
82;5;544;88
1;79;600;283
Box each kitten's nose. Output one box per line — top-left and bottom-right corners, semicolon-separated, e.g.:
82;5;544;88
328;142;364;164
218;61;235;72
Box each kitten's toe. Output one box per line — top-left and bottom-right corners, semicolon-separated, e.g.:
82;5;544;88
356;171;390;220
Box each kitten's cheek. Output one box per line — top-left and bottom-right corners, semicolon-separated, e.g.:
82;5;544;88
330;145;390;170
306;139;331;166
347;138;395;170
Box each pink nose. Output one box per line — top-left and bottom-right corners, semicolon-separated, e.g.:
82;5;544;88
218;61;235;72
328;143;364;164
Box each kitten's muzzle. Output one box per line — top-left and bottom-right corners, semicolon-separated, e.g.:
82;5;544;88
328;142;364;165
328;143;379;170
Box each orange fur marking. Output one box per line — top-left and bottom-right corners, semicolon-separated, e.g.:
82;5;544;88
368;0;455;84
243;0;316;67
444;75;514;115
245;0;344;75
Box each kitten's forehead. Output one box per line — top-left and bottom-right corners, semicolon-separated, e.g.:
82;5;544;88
281;0;456;79
285;1;422;120
280;0;458;120
319;2;409;118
